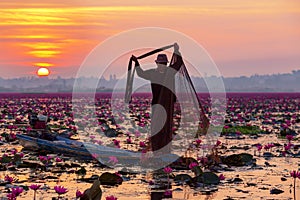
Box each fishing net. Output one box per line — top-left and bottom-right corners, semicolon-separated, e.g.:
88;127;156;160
125;44;209;155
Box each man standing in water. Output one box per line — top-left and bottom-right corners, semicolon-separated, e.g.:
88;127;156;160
131;43;183;154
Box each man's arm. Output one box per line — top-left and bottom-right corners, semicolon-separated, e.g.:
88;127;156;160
170;43;183;71
132;55;152;80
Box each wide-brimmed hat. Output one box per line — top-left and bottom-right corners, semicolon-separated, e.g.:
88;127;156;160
155;54;168;63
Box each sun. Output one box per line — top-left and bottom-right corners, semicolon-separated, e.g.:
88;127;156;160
37;67;50;76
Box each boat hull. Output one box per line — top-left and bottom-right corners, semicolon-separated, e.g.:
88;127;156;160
16;134;91;158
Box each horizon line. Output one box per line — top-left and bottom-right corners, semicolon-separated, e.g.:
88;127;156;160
1;69;299;80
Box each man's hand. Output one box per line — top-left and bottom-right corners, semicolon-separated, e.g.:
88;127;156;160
131;55;138;63
174;42;179;51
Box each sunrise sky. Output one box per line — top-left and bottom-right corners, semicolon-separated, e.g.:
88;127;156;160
0;0;299;78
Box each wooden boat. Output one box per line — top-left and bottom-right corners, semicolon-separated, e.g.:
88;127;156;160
16;134;143;164
16;134;91;159
16;134;179;168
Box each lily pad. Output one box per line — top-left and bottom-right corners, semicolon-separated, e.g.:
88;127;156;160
222;153;254;166
18;160;45;168
191;166;203;177
170;157;198;170
79;175;99;183
263;152;275;158
202;172;220;184
270;188;284;194
0;156;12;163
174;174;192;184
193;172;220;185
76;167;87;176
99;172;123;186
104;128;118;137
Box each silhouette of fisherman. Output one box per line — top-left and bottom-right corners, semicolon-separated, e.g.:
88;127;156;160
131;43;183;153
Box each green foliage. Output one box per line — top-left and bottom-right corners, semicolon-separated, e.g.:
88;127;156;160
174;174;192;183
0;156;12;163
1;132;8;138
191;166;203;177
222;125;264;135
48;124;67;129
193;172;220;185
222;153;254;166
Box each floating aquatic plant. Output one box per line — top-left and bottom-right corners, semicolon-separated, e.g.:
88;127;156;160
76;189;84;199
290;170;300;200
106;195;118;200
54;185;68;199
29;184;41;200
4;175;14;183
7;187;23;200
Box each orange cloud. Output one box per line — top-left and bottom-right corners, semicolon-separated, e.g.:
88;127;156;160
0;0;299;78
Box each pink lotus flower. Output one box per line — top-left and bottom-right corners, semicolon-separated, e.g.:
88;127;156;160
38;155;52;162
148;180;154;185
236;131;241;135
285;143;293;151
54;185;68;195
12;187;23;196
95;140;103;145
8;187;23;199
256;144;262;151
282;124;289;129
264;143;274;150
223;125;229;129
189;162;198;169
163;166;173;174
30;184;41;200
195;139;202;146
263;144;270;150
139;141;146;148
10;133;16;140
5;175;14;183
29;184;41;191
113;140;120;148
11;149;17;155
106;195;118;200
269;143;275;148
138;122;145;127
291;170;300;200
38;155;46;162
198;156;208;166
7;193;16;200
164;189;172;197
290;170;300;179
76;190;84;198
126;138;132;144
219;174;225;180
286;135;294;141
